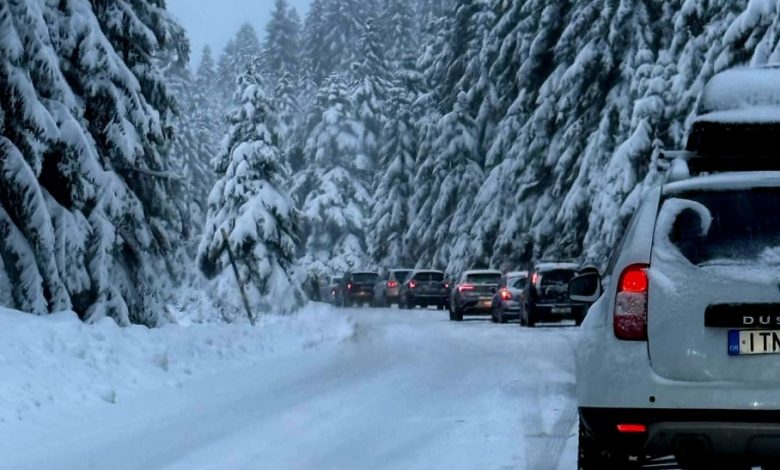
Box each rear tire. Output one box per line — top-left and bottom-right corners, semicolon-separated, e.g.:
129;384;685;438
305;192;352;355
498;309;507;324
437;304;444;311
578;420;639;469
526;304;537;327
453;308;463;322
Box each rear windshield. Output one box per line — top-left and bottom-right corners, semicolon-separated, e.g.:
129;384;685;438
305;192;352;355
539;270;576;286
413;272;444;282
663;188;780;265
392;270;413;281
465;273;501;284
509;277;527;289
352;273;379;282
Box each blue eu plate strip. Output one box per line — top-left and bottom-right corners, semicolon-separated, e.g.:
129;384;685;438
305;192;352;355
728;330;740;356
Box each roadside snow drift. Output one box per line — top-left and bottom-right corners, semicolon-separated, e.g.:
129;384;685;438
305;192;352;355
0;303;353;424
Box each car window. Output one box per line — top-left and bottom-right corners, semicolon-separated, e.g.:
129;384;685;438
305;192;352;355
393;270;412;281
464;273;501;284
663;188;780;265
414;272;444;282
510;277;527;289
539;270;576;286
352;273;379;283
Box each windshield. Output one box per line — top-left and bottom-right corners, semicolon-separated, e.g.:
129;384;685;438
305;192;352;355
509;277;527;289
665;188;780;265
539;270;576;286
465;273;501;284
352;273;379;283
392;271;413;281
413;272;444;282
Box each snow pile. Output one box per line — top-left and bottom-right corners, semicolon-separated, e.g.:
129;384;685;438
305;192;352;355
0;303;353;424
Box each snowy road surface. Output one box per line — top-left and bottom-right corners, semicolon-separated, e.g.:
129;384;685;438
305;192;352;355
1;308;579;470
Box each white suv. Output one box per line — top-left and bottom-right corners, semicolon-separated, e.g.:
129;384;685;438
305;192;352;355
572;67;780;470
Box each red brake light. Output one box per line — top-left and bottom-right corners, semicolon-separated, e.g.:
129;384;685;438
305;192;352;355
621;268;648;293
444;283;449;289
614;264;649;341
409;280;417;289
531;272;539;285
347;283;352;291
388;281;398;288
616;424;646;433
500;288;511;300
458;284;475;292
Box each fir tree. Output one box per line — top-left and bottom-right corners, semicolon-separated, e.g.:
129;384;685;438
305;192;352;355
199;65;303;315
262;0;302;85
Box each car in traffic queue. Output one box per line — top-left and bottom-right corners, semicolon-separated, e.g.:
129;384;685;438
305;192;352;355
521;262;585;327
325;276;341;304
337;271;380;307
572;66;780;470
490;271;527;324
449;270;502;321
373;269;413;307
398;270;449;310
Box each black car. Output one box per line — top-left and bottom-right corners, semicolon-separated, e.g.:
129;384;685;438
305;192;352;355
337;271;379;307
398;270;449;310
449;270;502;321
521;262;585;327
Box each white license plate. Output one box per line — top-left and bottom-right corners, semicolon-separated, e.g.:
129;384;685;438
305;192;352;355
480;300;492;308
729;330;780;356
551;307;571;314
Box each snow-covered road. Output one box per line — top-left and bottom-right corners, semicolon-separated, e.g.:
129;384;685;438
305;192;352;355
1;308;579;470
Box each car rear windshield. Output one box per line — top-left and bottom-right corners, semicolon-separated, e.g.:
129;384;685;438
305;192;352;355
539;270;576;286
352;273;379;283
509;277;527;289
393;270;413;281
664;188;780;265
413;272;444;282
465;273;501;284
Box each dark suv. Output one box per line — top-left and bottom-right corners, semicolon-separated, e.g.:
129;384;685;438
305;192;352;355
449;270;502;321
521;262;585;327
337;271;379;307
398;270;449;310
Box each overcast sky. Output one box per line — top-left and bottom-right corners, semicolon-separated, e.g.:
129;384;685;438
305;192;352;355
168;0;311;68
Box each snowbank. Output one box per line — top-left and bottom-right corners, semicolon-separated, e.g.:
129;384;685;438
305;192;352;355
0;303;353;424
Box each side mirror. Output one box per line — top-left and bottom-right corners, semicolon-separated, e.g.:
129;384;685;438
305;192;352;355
568;271;602;303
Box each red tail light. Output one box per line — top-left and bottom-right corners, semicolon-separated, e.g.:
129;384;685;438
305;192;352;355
388;281;398;288
458;284;475;292
616;424;646;433
409;280;417;289
500;288;511;300
444;283;449;289
614;264;649;341
531;272;540;285
347;283;353;291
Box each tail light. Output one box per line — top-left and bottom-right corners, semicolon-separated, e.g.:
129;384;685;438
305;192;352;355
387;281;398;288
616;424;646;433
500;288;511;300
531;272;540;285
614;264;649;341
443;283;449;289
409;280;417;289
347;283;353;291
458;284;475;293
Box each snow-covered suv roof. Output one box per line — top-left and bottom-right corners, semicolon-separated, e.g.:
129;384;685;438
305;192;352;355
533;262;579;272
697;66;780;124
462;269;501;276
663;171;780;194
506;271;528;278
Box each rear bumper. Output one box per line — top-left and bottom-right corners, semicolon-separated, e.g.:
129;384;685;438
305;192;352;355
458;298;493;314
532;303;585;318
580;407;780;460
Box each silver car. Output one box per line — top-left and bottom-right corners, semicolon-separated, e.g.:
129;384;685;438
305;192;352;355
372;269;413;307
490;271;527;323
572;169;780;469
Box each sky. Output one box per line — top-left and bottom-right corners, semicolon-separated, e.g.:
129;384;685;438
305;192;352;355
168;0;311;68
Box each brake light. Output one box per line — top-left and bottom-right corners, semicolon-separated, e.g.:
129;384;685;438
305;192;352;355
614;264;649;341
388;281;398;288
444;283;449;289
500;288;511;300
531;272;539;285
616;424;646;433
458;284;475;292
347;283;352;291
409;280;417;289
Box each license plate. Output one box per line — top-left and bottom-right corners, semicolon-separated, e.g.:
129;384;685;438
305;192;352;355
551;307;572;314
480;300;492;308
729;330;780;356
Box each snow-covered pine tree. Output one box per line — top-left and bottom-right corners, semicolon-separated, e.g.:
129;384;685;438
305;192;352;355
199;64;303;315
262;0;302;86
380;0;417;70
217;23;263;103
294;74;371;274
367;71;418;267
406;92;483;273
349;18;390;178
0;0;187;325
